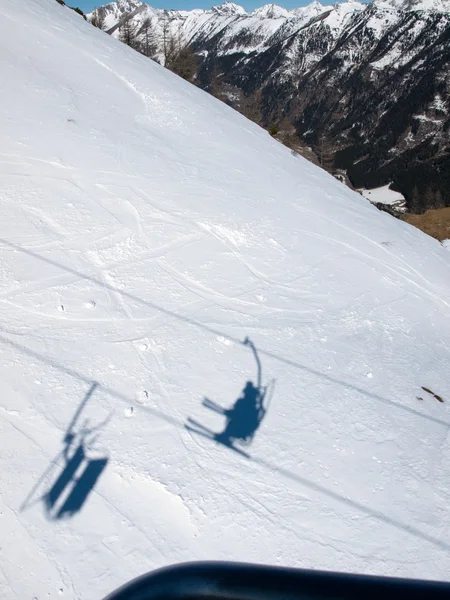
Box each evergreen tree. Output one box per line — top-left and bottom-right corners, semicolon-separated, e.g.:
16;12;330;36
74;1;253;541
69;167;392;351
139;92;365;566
316;132;335;172
168;46;198;82
410;184;423;213
208;60;225;99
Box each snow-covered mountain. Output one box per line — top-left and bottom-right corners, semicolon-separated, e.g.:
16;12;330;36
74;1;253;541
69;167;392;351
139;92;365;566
90;0;450;212
291;1;334;20
374;0;450;11
212;2;248;16
2;0;450;597
92;0;144;30
253;4;292;18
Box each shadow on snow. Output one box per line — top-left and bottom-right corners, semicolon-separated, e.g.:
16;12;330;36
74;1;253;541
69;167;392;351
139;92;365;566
185;338;275;457
0;237;446;431
2;239;448;549
21;383;109;520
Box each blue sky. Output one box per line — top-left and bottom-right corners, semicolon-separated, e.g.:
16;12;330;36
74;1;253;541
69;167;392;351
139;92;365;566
75;1;315;14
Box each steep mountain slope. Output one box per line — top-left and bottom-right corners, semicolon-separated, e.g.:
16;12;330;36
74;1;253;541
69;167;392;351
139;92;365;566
283;3;450;210
2;1;450;599
93;1;450;213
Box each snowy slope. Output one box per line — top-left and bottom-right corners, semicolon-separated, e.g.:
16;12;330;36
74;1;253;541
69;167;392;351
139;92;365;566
95;0;144;31
212;2;248;16
374;0;450;11
360;185;406;209
291;1;334;21
1;1;450;599
252;4;292;18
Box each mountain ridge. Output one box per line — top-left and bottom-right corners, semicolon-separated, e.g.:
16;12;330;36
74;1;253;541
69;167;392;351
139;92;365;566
90;0;450;18
89;0;450;212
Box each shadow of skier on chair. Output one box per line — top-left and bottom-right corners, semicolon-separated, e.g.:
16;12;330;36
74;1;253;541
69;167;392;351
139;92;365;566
186;338;275;458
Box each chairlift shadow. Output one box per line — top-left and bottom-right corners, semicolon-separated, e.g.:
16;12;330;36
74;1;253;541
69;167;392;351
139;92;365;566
185;338;275;457
21;382;110;520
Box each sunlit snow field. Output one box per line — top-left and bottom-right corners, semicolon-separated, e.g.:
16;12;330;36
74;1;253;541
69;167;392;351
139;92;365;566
1;1;450;598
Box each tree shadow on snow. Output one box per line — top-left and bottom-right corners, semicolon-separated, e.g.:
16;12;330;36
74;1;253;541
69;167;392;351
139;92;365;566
21;383;110;520
185;338;275;458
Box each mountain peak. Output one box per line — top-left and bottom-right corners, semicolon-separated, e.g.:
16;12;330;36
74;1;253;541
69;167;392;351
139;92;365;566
252;4;291;18
108;0;143;12
211;2;247;16
291;1;333;20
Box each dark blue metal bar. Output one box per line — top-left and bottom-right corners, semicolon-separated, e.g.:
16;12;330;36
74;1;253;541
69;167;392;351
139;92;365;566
104;561;450;600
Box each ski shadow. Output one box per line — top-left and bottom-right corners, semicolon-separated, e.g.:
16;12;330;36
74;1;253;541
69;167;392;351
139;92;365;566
185;339;275;457
21;382;110;520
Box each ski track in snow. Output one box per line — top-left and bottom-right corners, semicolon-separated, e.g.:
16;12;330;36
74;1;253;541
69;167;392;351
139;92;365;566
1;1;450;598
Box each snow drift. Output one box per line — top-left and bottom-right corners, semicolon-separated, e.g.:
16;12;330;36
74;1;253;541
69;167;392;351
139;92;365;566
1;1;450;598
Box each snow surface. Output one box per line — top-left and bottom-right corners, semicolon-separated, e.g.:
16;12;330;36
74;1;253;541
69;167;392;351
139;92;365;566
291;1;334;21
252;4;291;18
2;0;450;598
360;185;406;207
374;0;450;12
212;2;248;16
322;1;366;31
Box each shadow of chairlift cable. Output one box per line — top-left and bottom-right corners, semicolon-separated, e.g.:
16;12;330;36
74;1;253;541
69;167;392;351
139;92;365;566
21;382;110;520
185;338;275;457
14;340;450;552
1;238;448;432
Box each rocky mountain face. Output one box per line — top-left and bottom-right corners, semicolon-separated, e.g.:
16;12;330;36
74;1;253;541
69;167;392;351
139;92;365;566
89;1;450;212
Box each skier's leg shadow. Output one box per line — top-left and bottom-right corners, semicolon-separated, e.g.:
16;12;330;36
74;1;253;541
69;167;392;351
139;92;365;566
186;340;274;454
186;379;274;456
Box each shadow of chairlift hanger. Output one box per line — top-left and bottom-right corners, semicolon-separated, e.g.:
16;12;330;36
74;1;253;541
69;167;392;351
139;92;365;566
21;382;111;520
